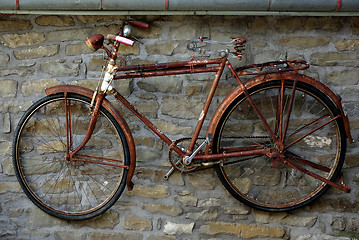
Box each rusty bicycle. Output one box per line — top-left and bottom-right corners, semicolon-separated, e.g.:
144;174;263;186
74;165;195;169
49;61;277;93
13;20;353;220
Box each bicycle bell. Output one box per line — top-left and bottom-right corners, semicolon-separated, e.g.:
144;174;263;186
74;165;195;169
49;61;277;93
123;25;132;37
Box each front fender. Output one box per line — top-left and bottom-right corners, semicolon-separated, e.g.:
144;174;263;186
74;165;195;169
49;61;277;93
45;85;137;191
207;72;353;143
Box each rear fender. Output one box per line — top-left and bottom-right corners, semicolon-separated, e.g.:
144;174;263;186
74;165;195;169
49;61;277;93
45;85;137;191
207;72;353;143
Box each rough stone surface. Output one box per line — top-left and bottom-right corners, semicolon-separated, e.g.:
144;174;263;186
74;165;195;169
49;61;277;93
40;60;80;77
35;16;75;27
1;32;45;48
1;15;359;240
163;222;195;235
199;221;286;238
14;45;60;60
0;52;9;67
279;37;331;49
0;79;17;98
0;19;32;32
21;78;60;97
143;204;183;217
127;185;170;199
123;215;152;231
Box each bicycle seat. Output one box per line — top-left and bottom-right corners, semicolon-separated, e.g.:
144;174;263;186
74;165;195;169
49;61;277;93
230;37;246;45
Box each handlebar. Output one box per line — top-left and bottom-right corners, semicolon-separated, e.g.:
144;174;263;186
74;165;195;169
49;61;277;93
129;20;149;29
107;34;134;46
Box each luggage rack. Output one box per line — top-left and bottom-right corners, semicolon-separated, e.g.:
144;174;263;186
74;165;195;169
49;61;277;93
236;60;309;76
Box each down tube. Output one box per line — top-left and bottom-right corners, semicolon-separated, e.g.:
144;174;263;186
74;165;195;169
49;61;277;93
111;89;185;158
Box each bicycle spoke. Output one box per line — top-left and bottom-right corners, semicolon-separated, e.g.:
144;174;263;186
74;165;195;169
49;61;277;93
214;79;345;211
14;93;129;220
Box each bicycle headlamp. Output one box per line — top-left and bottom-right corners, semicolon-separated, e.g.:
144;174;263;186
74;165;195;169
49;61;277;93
85;34;104;52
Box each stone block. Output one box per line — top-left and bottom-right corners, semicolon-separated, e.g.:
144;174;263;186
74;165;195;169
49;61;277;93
0;79;17;98
279;37;331;49
0;181;22;194
0;100;33;113
295;234;351;240
1;32;45;48
0;219;17;237
143;204;183;217
0;19;32;32
117;44;140;56
66;43;92;56
26;207;64;229
0;140;12;157
54;231;86;240
35;16;75;27
14;45;60;60
254;51;287;64
253;210;317;227
198;198;221;207
161;96;203;120
146;41;179;56
164;222;194;235
147;235;176;240
186;209;218;221
223;206;250;215
123;215;152;231
186;173;216;190
72;210;120;229
169;24;197;41
137;76;183;93
310;52;359;66
127;184;170;199
40;60;80;77
88;232;143;240
351;18;359;34
148;119;193;136
2;112;11;133
46;28;92;42
3;157;15;176
174;194;198;207
335;39;359;51
344;154;359;167
88;56;106;72
22;78;60;97
199;221;286;238
327;69;359;86
76;15;125;24
133;100;159;118
0;52;9;68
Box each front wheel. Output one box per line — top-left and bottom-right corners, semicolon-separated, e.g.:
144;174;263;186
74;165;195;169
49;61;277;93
213;79;346;211
13;92;130;220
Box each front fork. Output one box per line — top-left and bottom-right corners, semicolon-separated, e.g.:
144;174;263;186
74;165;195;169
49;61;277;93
69;91;106;159
69;61;115;158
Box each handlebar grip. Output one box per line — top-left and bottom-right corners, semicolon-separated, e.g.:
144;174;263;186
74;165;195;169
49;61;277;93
107;34;134;46
130;20;149;29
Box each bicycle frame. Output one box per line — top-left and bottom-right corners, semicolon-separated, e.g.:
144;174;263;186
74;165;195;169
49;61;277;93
45;49;353;193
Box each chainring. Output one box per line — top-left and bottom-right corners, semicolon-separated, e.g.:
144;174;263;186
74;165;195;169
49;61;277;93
168;138;204;173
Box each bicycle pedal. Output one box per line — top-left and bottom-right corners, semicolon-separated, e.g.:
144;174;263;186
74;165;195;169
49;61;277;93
164;167;175;180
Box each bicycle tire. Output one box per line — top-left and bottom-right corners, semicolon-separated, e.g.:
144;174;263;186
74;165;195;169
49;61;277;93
213;79;346;211
13;92;130;220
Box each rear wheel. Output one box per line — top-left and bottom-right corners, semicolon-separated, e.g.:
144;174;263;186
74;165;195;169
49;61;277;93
213;79;346;211
13;93;130;220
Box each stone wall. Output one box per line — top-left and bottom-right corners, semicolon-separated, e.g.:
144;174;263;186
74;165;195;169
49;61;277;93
1;14;359;239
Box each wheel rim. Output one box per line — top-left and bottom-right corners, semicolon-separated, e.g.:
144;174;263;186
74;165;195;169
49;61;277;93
15;95;128;217
214;81;344;210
